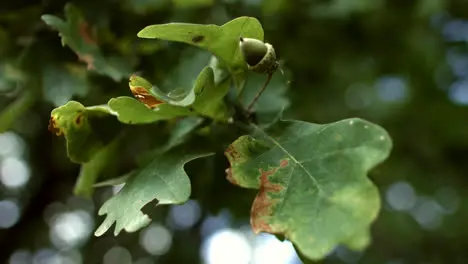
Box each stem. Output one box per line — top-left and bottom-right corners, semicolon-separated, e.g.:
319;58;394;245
0;89;36;133
73;133;123;198
247;73;272;112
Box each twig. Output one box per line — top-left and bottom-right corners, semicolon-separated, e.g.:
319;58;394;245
247;73;272;112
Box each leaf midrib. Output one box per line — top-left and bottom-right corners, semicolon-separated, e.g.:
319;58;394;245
253;123;325;194
252;122;380;223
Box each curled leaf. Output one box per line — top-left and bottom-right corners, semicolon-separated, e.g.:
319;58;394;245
49;101;121;163
129;75;163;108
111;67;230;124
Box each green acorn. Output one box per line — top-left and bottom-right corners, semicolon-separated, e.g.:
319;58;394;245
239;37;279;75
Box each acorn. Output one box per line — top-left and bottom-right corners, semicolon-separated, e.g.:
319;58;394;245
239;37;279;75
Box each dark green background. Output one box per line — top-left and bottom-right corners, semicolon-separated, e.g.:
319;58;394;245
1;0;468;263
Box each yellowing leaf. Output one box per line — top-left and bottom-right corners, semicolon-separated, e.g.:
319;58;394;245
225;118;392;260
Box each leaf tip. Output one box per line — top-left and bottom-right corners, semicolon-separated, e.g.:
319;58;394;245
128;75;162;108
94;216;113;237
136;26;153;39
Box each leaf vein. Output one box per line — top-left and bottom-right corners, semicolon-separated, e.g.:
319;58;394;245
254;124;324;194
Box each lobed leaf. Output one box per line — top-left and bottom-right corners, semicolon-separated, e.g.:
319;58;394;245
41;4;131;81
137;17;264;72
95;144;213;236
225;118;392;260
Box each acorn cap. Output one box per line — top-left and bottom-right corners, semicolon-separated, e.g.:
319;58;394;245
239;37;268;67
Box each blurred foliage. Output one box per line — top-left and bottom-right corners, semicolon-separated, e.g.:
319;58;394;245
1;0;468;263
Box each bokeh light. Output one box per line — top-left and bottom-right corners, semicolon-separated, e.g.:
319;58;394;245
49;210;93;249
167;199;201;230
410;197;444;230
139;223;173;256
202;229;252;264
251;233;298;264
9;249;32;264
448;79;468;105
0;199;20;228
443;19;468;42
200;210;231;238
32;248;57;264
375;76;408;103
1;156;30;189
0;132;25;158
31;249;82;264
386;181;417;211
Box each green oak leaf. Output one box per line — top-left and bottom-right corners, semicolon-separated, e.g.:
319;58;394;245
94;144;213;236
41;4;131;81
190;69;230;121
113;66;229;124
49;101;121;163
224;118;392;260
137;16;264;72
108;96;193;124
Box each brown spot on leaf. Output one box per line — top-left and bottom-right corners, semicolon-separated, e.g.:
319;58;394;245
280;159;289;168
192;35;204;43
78;21;96;45
251;160;288;234
74;114;84;126
130;86;162;109
224;145;241;162
48;116;63;136
224;145;243;184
